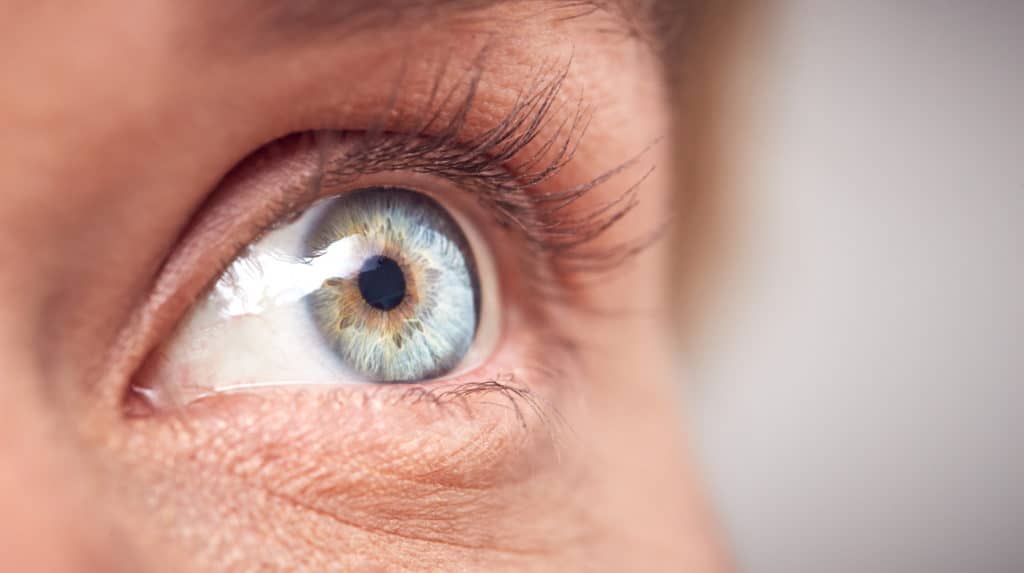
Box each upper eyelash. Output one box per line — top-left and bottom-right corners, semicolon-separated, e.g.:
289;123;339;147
311;58;660;310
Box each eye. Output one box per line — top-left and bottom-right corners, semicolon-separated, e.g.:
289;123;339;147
129;69;643;411
142;181;500;405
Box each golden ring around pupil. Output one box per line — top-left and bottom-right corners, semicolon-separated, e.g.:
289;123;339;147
320;248;423;343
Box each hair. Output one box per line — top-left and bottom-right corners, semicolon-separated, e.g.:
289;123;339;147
664;1;753;338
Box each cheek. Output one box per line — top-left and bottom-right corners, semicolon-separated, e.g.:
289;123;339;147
113;378;598;569
0;378;155;572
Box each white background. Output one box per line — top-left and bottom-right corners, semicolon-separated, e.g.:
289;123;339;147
685;2;1023;571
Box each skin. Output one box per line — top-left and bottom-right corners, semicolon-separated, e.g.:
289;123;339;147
0;1;729;571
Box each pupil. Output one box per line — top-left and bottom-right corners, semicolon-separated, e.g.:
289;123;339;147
357;255;406;311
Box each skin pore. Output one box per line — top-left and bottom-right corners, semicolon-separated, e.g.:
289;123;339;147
0;1;728;571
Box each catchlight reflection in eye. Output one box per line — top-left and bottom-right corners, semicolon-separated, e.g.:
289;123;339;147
149;187;494;401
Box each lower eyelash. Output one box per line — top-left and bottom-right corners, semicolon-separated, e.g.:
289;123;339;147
390;377;557;428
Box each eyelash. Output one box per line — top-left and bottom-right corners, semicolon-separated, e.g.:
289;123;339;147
290;62;654;314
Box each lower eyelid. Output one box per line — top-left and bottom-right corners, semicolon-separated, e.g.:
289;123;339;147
133;374;571;543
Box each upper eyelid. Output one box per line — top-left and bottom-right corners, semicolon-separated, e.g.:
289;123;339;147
313;61;657;285
319;61;583;190
213;61;586;249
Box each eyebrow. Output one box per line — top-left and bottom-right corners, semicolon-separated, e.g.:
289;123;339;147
214;0;665;47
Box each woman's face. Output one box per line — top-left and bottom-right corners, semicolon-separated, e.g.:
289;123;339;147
0;1;725;571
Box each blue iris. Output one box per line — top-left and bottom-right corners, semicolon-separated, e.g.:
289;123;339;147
305;187;480;382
